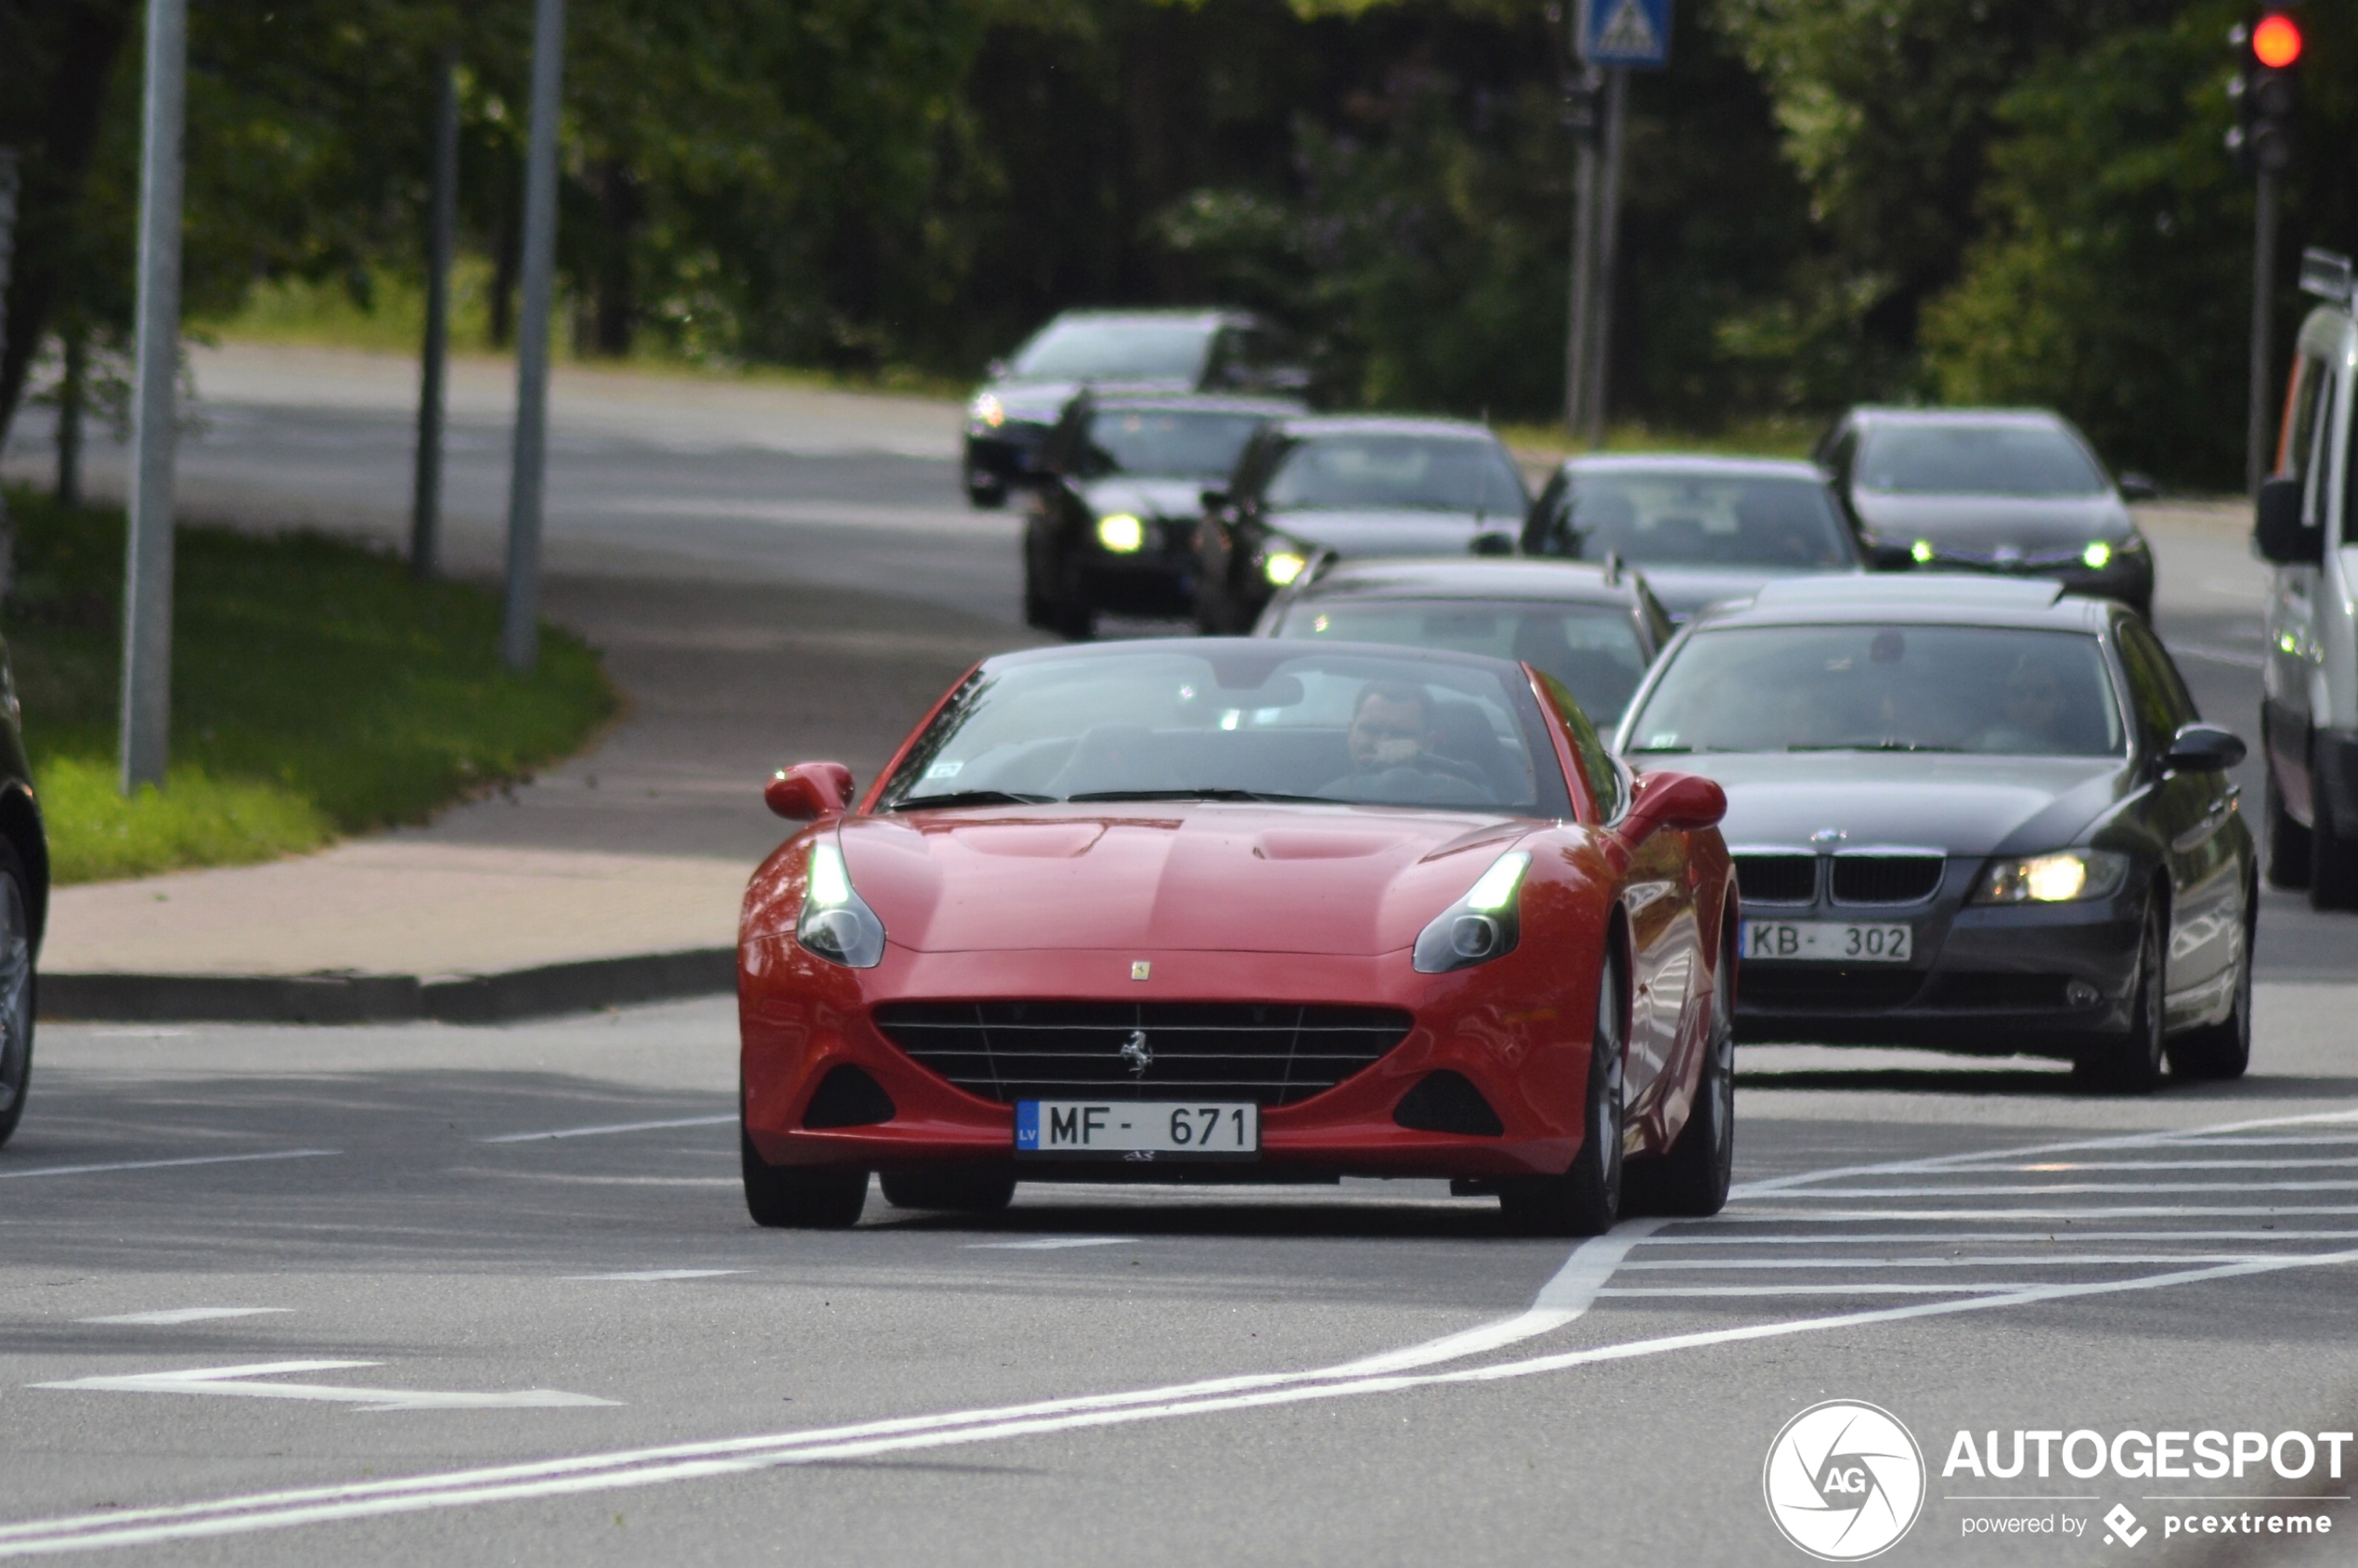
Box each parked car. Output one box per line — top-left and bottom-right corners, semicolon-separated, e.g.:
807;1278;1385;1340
963;310;1303;508
1194;417;1528;633
743;639;1734;1234
1614;574;2253;1090
2253;248;2358;908
1522;455;1862;624
1815;408;2157;616
1253;556;1674;728
1022;391;1301;639
0;639;47;1149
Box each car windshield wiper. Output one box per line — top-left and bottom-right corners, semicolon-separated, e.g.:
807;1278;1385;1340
893;790;1054;810
1064;788;1329;804
1786;742;1966;754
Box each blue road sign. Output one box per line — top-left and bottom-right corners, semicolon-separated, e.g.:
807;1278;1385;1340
1579;0;1671;68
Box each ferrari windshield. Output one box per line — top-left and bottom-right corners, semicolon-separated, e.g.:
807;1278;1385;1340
1623;625;2124;758
1270;599;1648;723
880;647;1564;816
1263;434;1526;513
1086;409;1268;477
1010;319;1211;382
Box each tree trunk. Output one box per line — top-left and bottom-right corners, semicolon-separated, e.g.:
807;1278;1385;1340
56;322;84;508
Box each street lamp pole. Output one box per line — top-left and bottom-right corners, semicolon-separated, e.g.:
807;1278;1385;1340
501;0;566;673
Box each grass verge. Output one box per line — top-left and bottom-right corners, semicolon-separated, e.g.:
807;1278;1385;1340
5;486;618;884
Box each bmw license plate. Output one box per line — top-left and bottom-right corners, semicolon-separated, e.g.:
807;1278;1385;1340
1016;1100;1259;1161
1742;920;1912;963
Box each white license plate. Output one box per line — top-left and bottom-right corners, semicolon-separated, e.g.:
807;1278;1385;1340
1016;1100;1260;1160
1742;920;1913;963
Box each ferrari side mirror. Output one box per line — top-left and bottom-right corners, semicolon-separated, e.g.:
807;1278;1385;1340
766;762;855;821
1619;770;1727;844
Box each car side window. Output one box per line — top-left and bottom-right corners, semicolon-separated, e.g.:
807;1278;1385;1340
2304;369;2340;529
2115;619;2195;756
1536;672;1624;822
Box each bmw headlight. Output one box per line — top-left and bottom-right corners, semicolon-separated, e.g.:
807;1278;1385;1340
1096;513;1146;553
798;841;887;966
1413;850;1532;974
1972;849;2129;905
969;392;1005;430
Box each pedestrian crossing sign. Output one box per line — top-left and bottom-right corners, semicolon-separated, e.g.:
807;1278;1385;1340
1579;0;1671;67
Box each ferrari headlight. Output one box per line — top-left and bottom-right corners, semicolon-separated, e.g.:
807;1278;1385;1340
1972;849;2129;905
1096;513;1146;553
1413;850;1531;974
2081;540;2113;570
969;392;1005;430
1264;551;1308;586
797;841;887;966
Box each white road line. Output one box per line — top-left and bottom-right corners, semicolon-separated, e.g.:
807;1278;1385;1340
1937;1158;2358;1172
965;1238;1136;1251
78;1308;292;1326
1598;1284;2046;1296
10;1246;2358;1557
1636;1229;2358;1245
31;1360;618;1412
0;1150;338;1181
1767;1180;2358;1198
1731;1206;2358;1222
1620;1254;2271;1270
563;1270;742;1282
478;1114;734;1144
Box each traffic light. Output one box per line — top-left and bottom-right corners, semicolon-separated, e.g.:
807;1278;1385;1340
2228;8;2303;175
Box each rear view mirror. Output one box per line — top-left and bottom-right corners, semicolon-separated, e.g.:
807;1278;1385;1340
2160;722;2247;774
766;762;855;821
1618;770;1727;844
2254;474;2320;564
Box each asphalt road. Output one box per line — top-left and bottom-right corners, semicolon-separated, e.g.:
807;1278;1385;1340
3;353;2356;1563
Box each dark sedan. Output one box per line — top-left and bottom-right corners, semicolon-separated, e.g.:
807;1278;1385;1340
1194;417;1528;634
1023;392;1301;639
1817;408;2157;616
1613;576;2254;1090
1522;455;1862;624
963;310;1303;508
0;634;46;1147
1253;557;1673;729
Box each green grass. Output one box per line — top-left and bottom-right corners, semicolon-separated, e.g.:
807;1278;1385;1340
5;487;618;884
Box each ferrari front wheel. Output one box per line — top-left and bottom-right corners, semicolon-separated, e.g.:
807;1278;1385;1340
1628;929;1734;1218
742;1126;868;1228
1500;950;1626;1238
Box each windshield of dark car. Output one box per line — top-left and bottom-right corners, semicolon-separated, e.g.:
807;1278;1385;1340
1010;320;1211;382
1275;598;1647;723
878;649;1563;816
1623;625;2124;758
1855;423;2108;498
1543;473;1852;569
1085;409;1268;477
1263;434;1527;514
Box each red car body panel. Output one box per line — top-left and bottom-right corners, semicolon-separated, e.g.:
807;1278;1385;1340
739;661;1734;1187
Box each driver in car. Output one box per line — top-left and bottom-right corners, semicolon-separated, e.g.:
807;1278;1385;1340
1322;681;1487;804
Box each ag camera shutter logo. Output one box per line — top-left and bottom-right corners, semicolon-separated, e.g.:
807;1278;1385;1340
1764;1401;1926;1561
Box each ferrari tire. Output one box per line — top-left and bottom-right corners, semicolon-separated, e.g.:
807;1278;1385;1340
1499;948;1626;1238
2265;773;2312;890
2074;899;2167;1095
2167;910;2252;1082
741;1127;867;1228
1627;929;1734;1219
0;840;32;1151
880;1166;1017;1213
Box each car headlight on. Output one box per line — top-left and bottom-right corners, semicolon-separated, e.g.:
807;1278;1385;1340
1911;539;1937;564
969;393;1005;430
797;841;887;966
1413;850;1532;974
2081;540;2113;570
1972;849;2129;905
1096;513;1146;553
1263;551;1308;586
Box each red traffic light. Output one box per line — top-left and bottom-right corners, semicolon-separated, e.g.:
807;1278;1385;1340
2253;12;2302;69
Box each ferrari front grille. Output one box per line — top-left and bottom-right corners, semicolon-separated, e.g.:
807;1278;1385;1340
872;1001;1414;1107
1830;855;1944;905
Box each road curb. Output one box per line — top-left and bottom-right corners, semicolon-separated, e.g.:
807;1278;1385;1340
39;948;737;1026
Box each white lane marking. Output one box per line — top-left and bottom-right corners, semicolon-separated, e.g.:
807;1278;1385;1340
1730;1205;2358;1222
563;1270;742;1282
1638;1229;2358;1245
1938;1157;2358;1172
1621;1254;2273;1270
32;1360;618;1412
466;1172;739;1186
10;1245;2358;1557
79;1308;292;1326
0;1150;338;1181
1599;1284;2047;1296
1768;1180;2358;1198
478;1114;734;1144
965;1238;1135;1251
1327;1218;1666;1377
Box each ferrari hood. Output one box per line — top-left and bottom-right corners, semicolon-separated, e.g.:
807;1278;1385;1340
1265;509;1514;559
1640;752;2130;857
836;805;1532;955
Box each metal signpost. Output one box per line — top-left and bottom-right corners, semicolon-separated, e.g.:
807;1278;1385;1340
1564;0;1670;447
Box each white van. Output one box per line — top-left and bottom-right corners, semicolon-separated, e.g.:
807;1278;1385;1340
2258;249;2358;908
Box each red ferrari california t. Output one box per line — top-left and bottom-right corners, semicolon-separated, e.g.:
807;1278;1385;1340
739;639;1734;1235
